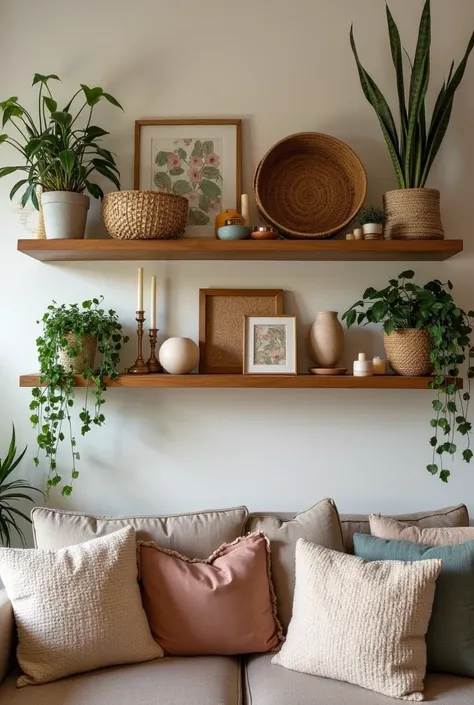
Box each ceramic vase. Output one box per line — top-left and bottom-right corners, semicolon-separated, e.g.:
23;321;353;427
159;337;200;374
42;191;90;239
309;311;344;368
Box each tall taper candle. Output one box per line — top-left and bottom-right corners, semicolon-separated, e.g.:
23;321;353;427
150;275;157;328
137;267;143;310
240;194;250;227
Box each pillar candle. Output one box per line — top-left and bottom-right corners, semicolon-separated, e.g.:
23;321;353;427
150;275;157;329
240;194;250;227
137;267;143;311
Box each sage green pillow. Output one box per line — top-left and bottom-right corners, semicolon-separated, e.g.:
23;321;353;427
353;533;474;677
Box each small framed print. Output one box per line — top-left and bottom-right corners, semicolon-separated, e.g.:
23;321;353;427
243;316;297;375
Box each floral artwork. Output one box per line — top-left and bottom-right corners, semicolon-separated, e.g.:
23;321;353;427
253;325;287;366
152;138;223;226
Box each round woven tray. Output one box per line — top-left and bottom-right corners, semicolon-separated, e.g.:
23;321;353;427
254;132;366;239
383;329;433;376
383;189;444;240
103;190;188;240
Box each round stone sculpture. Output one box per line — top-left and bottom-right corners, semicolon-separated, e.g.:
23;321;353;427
158;337;200;375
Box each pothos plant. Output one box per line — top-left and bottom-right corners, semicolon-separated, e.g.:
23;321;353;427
30;298;129;496
343;271;474;482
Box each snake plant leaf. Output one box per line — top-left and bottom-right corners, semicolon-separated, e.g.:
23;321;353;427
386;3;408;153
350;25;405;187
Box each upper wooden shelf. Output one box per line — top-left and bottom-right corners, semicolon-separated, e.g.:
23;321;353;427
17;238;463;262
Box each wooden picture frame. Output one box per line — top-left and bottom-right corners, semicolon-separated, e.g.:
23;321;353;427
243;315;297;374
199;289;283;374
134;119;242;239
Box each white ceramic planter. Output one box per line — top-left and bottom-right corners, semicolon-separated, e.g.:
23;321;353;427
362;223;383;237
41;191;90;239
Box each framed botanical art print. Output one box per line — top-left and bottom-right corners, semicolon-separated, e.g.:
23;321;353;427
134;119;242;238
243;315;297;375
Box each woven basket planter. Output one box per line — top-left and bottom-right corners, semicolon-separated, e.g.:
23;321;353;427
57;333;97;375
254;132;366;239
383;189;444;240
102;190;188;240
383;329;433;376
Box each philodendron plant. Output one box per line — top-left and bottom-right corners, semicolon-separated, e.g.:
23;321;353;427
343;271;474;482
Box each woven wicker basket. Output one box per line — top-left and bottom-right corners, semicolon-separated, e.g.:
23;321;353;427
102;190;188;240
254;132;366;239
383;189;444;240
57;333;97;375
383;329;433;376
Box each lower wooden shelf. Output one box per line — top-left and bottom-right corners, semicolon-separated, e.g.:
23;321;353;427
19;374;460;390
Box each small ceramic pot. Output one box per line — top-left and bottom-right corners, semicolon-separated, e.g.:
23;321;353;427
362;223;383;238
42;191;90;239
214;209;241;236
250;226;278;240
159;337;200;374
353;352;373;377
217;224;252;240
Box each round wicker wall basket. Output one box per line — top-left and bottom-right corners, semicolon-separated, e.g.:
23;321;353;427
57;333;97;375
254;132;367;239
103;190;188;240
383;329;433;376
383;188;444;240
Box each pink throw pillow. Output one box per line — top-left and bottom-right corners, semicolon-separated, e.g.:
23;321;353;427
369;514;474;546
138;531;283;656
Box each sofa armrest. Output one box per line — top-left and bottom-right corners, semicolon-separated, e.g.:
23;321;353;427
0;590;14;683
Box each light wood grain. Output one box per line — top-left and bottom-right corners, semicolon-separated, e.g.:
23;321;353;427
19;374;462;390
16;238;463;262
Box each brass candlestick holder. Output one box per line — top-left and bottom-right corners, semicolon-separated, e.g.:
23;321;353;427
127;311;150;374
147;329;162;373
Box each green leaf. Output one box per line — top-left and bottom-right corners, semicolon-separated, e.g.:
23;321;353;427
187;209;209;226
92;160;121;190
32;73;59;86
200;179;221;199
386;4;408;154
426;463;438;475
20;183;35;208
371;300;388;323
85;125;109;141
2;104;22;127
429;436;437;447
363;287;377;299
202;166;220;180
169;167;184;176
59;150;76;174
178;148;187;160
172;179;192;196
399;270;415;279
430;418;438;428
463;449;473;463
202;140;214;155
383;319;395;336
61;485;73;497
80;84;103;106
43;96;57;112
199;194;211;212
191;140;203;157
85;181;104;200
432;399;442;411
440;470;450;483
50;111;72;129
102;92;123;110
345;309;357;328
155;151;173;167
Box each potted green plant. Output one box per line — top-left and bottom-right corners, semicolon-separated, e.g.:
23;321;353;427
0;73;122;239
350;1;474;240
343;271;474;482
30;297;129;496
0;425;42;546
359;206;386;240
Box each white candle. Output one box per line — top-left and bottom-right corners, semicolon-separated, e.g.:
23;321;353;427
241;194;250;227
150;275;157;329
137;267;143;311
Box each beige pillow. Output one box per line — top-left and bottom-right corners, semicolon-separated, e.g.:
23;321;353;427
370;514;474;546
246;499;344;631
0;526;162;687
273;539;442;701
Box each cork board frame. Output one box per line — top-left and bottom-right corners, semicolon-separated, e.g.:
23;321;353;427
199;289;284;373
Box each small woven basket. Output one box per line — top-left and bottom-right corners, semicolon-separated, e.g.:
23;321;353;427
57;333;97;375
254;132;366;239
383;189;444;240
102;190;188;240
383;329;433;376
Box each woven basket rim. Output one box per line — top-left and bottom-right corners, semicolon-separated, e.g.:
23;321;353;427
254;132;367;238
103;189;188;205
384;188;440;196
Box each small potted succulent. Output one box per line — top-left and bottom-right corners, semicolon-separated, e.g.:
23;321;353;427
30;297;129;496
0;73;122;239
359;205;386;239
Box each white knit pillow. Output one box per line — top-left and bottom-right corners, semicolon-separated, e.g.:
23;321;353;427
0;526;162;687
272;539;442;701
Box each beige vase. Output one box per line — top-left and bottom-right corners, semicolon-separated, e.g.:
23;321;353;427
309;311;344;368
383;188;444;240
383;329;433;376
57;333;97;374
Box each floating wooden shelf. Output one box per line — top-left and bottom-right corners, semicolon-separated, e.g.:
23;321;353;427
17;238;463;262
19;374;461;390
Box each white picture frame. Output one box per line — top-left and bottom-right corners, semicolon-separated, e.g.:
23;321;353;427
243;315;297;375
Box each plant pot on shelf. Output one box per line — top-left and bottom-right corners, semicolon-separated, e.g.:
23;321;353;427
309;311;344;368
362;223;383;240
383;189;444;240
383;329;433;376
41;192;90;240
57;333;97;374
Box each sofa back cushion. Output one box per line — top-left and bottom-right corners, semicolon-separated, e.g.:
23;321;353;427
32;506;248;559
246;498;344;631
340;504;469;552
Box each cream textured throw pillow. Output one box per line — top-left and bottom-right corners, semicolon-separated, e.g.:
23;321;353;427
370;514;474;546
272;539;442;701
0;526;162;687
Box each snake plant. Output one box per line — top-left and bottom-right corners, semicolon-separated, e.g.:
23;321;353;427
350;1;474;188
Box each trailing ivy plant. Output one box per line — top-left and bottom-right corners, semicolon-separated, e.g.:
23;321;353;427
30;298;129;496
343;271;474;482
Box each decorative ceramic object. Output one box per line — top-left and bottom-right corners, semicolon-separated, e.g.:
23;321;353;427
345;232;355;240
309;311;344;368
41;192;90;239
362;223;383;239
383;329;433;376
250;226;279;240
309;367;347;376
373;356;387;375
158;337;200;375
215;209;241;236
353;352;373;377
217;223;252;240
353;228;363;240
240;194;251;227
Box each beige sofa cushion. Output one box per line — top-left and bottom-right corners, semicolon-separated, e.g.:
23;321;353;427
340;504;469;552
0;656;242;705
245;653;474;705
246;499;344;631
369;514;474;546
32;505;248;558
0;527;161;687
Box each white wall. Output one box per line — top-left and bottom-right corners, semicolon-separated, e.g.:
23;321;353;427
1;0;474;530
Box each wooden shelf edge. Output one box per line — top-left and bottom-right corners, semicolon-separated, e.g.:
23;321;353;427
19;373;462;390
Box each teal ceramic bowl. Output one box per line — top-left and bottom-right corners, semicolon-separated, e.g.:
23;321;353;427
217;225;252;240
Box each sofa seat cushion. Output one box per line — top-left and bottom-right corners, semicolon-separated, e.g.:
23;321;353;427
244;654;474;705
0;656;242;705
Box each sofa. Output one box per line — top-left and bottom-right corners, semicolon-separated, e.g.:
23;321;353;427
0;501;472;704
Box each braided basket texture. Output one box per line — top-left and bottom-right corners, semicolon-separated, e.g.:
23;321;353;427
383;189;444;240
383;329;433;376
57;334;97;375
103;190;188;240
254;132;366;239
